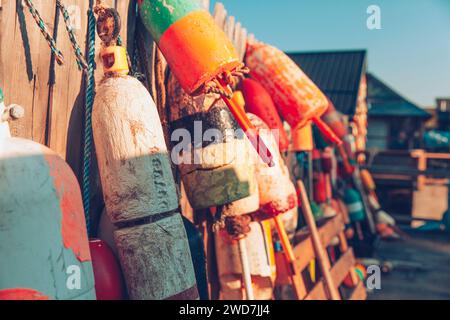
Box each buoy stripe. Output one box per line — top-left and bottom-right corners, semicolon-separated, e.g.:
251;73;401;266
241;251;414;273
170;107;243;148
347;202;364;213
139;0;203;41
114;208;179;229
0;288;50;300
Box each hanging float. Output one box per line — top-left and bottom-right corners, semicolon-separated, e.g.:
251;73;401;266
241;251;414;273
138;0;274;166
0;89;95;300
91;7;197;300
167;74;257;210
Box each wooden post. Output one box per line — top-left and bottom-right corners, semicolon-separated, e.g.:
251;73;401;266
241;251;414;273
297;180;341;300
274;216;305;299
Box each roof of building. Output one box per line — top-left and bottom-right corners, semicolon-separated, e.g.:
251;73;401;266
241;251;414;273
367;73;431;119
287;50;367;115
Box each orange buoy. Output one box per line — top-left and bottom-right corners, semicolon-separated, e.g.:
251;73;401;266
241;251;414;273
246;41;328;130
246;41;345;148
139;0;239;95
138;1;274;167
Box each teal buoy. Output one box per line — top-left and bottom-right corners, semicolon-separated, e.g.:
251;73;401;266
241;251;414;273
344;188;366;222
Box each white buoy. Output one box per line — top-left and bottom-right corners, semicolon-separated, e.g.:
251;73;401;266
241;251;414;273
92;47;198;300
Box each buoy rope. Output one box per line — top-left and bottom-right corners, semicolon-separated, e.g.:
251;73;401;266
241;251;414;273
224;215;252;240
23;0;65;65
82;0;97;235
24;0;88;72
56;0;88;71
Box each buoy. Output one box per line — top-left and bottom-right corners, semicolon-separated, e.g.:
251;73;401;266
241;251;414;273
167;74;257;209
215;220;275;300
343;188;366;223
241;113;300;298
247;114;297;220
241;78;289;152
243;113;299;298
139;0;239;95
89;239;126;300
92;43;197;299
218;163;260;300
0;142;95;299
138;0;274;167
245;41;342;146
0;95;95;300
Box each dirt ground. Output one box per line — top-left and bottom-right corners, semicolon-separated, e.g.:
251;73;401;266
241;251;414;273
368;229;450;300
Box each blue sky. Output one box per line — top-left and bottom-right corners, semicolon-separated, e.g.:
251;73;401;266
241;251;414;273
210;0;450;108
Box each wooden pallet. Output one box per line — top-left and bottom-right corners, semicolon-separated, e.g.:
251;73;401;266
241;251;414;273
275;215;367;300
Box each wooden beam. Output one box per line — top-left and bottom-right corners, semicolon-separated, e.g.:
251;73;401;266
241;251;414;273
298;181;340;300
332;249;356;287
293;215;344;272
349;281;367;300
304;249;356;300
0;0;55;142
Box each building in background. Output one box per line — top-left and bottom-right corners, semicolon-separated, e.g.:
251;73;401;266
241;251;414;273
436;98;450;131
366;73;431;151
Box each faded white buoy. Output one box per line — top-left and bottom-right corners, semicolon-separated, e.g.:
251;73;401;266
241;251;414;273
92;47;198;300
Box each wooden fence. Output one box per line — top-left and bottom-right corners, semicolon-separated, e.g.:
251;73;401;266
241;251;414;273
0;0;139;176
0;0;174;226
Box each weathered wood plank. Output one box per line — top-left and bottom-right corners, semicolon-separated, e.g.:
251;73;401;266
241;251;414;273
0;0;54;142
293;215;344;272
50;0;86;167
332;249;356;287
350;281;367;300
305;249;356;300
